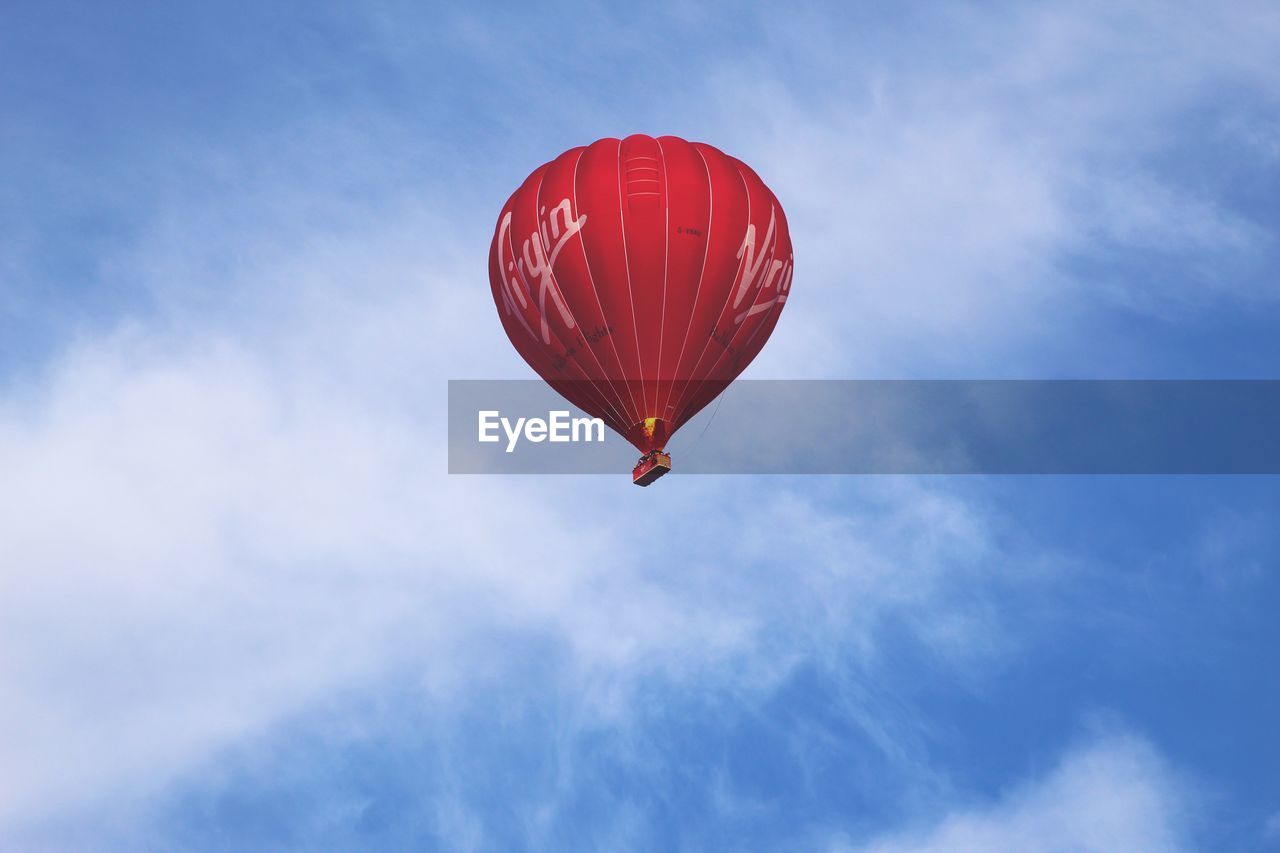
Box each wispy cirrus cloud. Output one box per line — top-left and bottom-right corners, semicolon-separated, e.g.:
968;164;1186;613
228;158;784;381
846;732;1194;853
698;1;1280;376
0;187;1041;841
0;306;1029;839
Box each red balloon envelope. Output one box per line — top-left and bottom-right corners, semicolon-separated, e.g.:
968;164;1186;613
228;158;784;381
488;134;793;481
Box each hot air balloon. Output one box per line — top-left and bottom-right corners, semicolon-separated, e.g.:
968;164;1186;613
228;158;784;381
488;134;793;485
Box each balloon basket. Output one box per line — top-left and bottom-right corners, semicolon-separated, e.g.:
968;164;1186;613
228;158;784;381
632;450;672;487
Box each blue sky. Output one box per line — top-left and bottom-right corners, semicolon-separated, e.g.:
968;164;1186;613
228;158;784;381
1;2;1278;851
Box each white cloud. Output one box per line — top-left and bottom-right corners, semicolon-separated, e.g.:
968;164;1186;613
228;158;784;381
0;205;1031;834
1264;811;1280;842
696;0;1280;376
844;734;1195;853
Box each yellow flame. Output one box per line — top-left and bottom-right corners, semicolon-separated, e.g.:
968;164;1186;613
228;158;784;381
642;417;659;438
